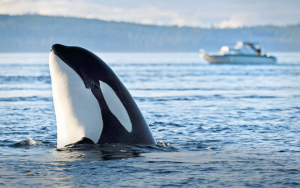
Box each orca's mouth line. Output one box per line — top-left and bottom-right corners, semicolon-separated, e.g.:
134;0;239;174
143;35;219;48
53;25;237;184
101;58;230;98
51;48;66;64
50;45;86;84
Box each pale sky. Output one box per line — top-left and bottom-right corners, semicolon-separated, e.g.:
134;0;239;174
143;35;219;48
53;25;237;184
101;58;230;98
1;0;300;28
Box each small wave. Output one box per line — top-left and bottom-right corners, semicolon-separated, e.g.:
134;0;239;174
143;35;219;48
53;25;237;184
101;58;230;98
235;95;277;99
11;138;41;147
135;96;217;102
0;96;52;102
155;140;177;151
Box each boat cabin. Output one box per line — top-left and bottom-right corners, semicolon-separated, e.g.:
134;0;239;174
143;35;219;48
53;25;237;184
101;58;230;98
219;42;261;56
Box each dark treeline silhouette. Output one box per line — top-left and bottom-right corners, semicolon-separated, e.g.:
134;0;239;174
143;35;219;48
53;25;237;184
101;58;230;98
0;14;299;52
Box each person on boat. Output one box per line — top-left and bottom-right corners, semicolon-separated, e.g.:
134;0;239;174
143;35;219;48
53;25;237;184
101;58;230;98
256;45;261;56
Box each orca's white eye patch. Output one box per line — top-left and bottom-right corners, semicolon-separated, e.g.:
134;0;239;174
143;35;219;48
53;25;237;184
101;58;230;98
100;81;132;132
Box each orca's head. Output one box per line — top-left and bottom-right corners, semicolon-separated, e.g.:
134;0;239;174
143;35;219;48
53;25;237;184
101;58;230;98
49;44;136;148
49;44;107;148
49;44;154;148
51;44;116;89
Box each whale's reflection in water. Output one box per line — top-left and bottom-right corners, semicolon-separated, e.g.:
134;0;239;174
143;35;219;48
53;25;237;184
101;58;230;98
52;142;177;162
43;143;177;187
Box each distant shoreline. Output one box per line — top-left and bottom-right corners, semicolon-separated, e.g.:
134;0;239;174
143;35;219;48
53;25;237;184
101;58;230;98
1;14;300;52
2;13;300;29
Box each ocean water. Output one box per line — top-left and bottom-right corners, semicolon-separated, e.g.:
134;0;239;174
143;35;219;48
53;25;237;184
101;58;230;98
0;52;299;187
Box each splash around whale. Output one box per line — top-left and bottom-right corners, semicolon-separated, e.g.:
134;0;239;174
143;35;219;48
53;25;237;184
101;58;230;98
49;44;155;148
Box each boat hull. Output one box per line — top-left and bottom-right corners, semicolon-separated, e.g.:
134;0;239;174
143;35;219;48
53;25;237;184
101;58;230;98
201;54;276;64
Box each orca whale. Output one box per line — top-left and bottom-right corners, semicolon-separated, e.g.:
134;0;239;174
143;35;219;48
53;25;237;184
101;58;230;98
49;44;155;148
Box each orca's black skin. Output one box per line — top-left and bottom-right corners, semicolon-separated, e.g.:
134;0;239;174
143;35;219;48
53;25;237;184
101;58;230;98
65;137;96;146
51;44;155;145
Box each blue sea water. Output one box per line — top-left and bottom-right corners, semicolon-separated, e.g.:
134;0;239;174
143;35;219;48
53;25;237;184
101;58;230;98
0;52;299;187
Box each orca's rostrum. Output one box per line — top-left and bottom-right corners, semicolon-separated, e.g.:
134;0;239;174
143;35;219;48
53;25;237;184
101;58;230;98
49;44;155;148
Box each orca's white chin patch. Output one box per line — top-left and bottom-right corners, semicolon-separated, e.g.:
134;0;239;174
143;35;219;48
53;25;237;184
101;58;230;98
49;52;103;148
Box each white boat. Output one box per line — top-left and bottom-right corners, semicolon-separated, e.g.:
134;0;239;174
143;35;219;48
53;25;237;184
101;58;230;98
200;42;276;64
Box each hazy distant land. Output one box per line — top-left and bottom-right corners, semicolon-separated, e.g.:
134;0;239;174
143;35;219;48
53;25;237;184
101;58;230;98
0;14;299;52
